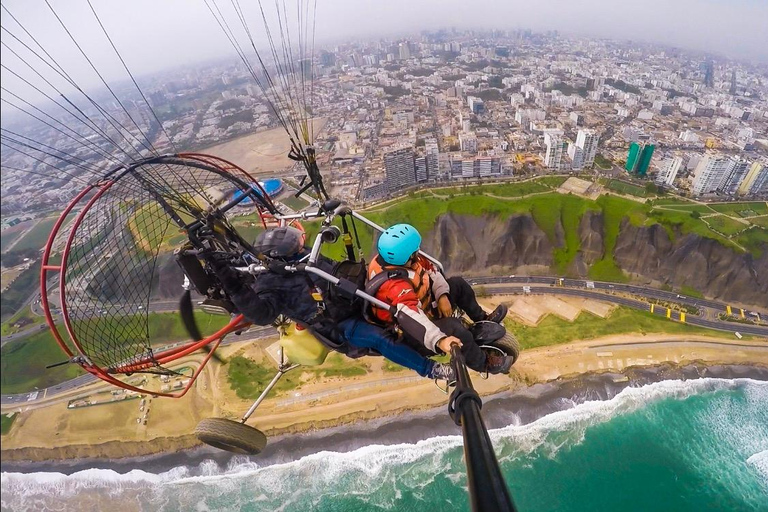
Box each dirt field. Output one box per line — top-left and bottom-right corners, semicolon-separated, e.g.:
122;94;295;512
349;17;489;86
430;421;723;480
558;177;602;199
199;118;327;176
482;294;616;326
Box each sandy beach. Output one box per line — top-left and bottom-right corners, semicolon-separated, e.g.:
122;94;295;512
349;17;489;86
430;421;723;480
2;331;766;466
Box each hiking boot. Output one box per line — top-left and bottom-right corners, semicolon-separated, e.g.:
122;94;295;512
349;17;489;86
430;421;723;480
429;362;456;382
486;353;514;375
486;304;508;324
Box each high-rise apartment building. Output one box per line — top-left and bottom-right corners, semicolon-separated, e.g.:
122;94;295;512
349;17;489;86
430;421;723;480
720;157;751;195
425;138;439;179
384;147;416;192
626;142;654;176
703;60;714;88
575;129;599;168
398;42;411;61
738;161;767;196
636;144;655;177
544;131;564;170
415;156;428;183
459;132;478;153
691;154;734;195
626;142;641;173
751;163;768;196
568;143;584;171
655;156;683;187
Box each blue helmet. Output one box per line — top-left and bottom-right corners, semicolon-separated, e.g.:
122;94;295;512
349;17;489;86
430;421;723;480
378;224;421;265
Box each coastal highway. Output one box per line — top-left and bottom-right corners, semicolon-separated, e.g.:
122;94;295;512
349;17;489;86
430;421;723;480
0;325;277;407
480;286;768;337
468;275;766;317
3;277;766;406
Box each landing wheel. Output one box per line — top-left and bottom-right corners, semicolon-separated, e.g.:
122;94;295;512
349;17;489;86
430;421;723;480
194;418;268;455
485;332;520;364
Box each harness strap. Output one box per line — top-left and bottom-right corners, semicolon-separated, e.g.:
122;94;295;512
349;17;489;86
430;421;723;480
301;273;326;316
364;267;410;298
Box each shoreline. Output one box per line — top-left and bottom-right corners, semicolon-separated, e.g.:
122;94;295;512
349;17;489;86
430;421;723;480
2;332;766;469
2;361;766;475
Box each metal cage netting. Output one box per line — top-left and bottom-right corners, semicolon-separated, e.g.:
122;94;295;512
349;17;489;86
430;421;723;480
59;155;262;374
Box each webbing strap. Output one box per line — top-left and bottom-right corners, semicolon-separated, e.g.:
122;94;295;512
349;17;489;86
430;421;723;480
364;268;410;297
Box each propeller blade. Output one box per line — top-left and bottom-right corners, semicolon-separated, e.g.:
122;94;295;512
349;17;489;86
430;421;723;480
180;289;203;341
179;289;227;364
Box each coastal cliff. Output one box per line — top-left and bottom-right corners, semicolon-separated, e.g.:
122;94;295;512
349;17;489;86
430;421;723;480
425;211;768;307
614;219;768;306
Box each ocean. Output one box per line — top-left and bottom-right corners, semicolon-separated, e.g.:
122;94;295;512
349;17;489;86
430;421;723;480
2;373;767;512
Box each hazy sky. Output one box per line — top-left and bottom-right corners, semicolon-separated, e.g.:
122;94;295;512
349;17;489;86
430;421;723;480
1;0;767;93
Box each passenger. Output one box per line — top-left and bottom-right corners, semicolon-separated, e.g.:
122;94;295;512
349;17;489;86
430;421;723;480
209;226;457;381
367;223;513;374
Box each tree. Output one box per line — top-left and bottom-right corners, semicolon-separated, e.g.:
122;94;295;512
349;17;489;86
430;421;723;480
690;211;701;219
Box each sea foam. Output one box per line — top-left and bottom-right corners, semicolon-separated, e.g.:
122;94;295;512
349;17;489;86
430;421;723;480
2;377;766;511
747;450;768;482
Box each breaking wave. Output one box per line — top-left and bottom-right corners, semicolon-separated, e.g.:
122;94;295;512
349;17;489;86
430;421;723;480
2;378;766;512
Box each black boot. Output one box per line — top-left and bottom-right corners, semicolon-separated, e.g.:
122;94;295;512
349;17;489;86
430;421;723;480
486;304;508;324
486;353;514;374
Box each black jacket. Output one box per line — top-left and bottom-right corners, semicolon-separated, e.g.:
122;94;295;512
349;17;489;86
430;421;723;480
213;253;337;328
212;253;385;359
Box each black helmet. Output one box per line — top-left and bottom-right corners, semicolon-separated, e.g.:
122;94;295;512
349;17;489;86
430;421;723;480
254;226;305;260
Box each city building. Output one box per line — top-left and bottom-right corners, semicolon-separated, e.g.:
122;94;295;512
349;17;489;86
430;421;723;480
449;156;503;179
738;161;767;196
568;143;584;170
637;144;655;177
703;59;714;88
468;96;485;115
544;131;564;170
626;142;654;176
637;110;654;120
575;129;599;169
459;132;478;153
720;157;751;195
415;156;428;183
652;101;673;115
425;138;440;179
569;112;584;126
680;130;700;144
691;154;734;195
384;147;416;192
362;182;388;201
750;164;768;196
655;156;683;187
625;142;641;173
398;42;411;61
459;111;471;133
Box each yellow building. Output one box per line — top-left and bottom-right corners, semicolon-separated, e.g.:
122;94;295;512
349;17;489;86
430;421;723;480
738;161;765;196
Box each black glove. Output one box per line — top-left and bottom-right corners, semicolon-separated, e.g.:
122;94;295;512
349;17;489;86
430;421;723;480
205;251;234;270
205;252;243;291
267;260;292;276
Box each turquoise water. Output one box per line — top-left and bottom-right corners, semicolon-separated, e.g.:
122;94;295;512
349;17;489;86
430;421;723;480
2;378;767;511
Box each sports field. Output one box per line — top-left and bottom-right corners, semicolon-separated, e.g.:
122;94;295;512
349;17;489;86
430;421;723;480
199;118;326;176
